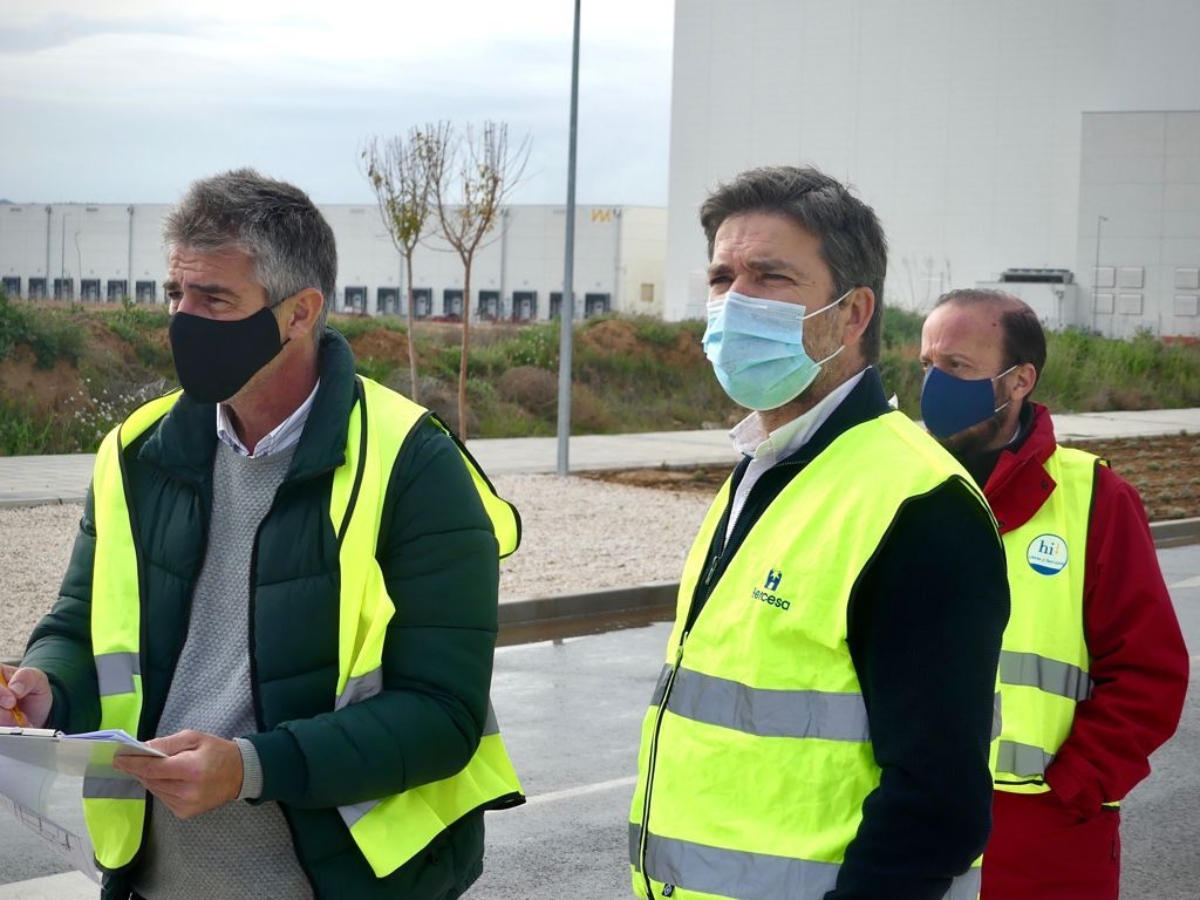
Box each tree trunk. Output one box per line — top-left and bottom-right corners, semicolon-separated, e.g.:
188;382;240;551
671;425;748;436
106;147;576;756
404;249;419;403
458;263;471;440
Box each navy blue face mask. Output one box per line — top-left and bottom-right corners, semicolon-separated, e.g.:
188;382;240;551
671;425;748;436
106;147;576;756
920;364;1017;439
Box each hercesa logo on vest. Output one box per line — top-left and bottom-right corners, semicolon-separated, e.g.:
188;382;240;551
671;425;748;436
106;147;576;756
751;568;791;610
1027;533;1068;575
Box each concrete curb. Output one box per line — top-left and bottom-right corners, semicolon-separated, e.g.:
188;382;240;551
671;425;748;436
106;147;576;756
0;496;85;510
495;517;1200;641
497;582;677;645
4;522;1198;665
1149;517;1200;548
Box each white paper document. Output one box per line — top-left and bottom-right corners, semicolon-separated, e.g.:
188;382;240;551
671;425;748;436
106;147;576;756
0;726;165;779
0;758;101;883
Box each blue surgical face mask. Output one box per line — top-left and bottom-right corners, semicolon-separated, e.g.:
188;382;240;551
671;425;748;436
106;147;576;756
701;289;851;411
919;364;1017;439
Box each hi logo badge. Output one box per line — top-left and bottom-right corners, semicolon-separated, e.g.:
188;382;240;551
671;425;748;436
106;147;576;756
752;569;790;610
1027;533;1068;576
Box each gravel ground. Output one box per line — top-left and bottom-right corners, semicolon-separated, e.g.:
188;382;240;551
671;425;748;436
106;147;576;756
0;474;713;662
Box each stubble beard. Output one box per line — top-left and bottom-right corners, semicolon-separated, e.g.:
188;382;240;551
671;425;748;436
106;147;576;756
938;412;1004;455
760;322;846;428
938;389;1017;456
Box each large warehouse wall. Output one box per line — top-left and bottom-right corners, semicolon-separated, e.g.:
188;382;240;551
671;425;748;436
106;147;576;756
666;0;1200;322
0;203;665;322
1079;111;1200;339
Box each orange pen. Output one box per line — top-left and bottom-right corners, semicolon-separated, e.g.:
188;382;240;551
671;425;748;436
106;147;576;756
0;670;28;728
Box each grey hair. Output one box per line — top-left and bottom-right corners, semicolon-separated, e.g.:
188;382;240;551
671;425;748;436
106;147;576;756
700;166;888;365
163;168;336;338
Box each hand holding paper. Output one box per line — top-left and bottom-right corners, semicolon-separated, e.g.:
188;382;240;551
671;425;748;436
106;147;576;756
113;729;245;820
0;665;51;729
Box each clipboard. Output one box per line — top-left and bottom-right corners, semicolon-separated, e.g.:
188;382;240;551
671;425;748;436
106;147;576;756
0;727;166;779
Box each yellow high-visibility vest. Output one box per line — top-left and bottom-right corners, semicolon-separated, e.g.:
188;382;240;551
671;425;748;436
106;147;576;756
84;376;523;875
629;411;998;900
994;446;1106;802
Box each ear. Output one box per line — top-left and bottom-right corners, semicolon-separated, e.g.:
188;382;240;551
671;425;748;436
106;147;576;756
1009;362;1037;402
282;288;324;342
839;286;875;348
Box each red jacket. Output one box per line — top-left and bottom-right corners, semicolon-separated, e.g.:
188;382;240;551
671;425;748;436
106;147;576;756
983;402;1190;815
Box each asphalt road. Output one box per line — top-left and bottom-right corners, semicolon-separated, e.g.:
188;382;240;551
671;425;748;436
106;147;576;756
2;545;1198;898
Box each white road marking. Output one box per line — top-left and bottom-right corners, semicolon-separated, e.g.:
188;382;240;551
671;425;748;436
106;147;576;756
1168;575;1200;590
524;775;638;806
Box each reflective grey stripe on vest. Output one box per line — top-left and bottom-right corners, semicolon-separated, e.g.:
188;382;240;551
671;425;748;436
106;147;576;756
1000;650;1092;702
998;740;1055;777
663;666;870;742
649;664;671;706
95;652;140;697
335;668;383;711
946;868;983;900
631;825;839;899
337;701;503;830
630;825;980;900
82;776;145;800
658;670;998;741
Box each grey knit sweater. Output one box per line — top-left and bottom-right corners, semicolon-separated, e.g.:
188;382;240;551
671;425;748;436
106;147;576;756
131;442;314;900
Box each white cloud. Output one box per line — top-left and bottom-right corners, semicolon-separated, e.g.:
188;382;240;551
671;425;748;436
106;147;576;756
0;1;674;205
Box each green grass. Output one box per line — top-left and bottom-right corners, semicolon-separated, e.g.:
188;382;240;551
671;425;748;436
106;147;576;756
7;299;1200;453
0;293;87;367
354;357;400;382
105;306;172;367
0;398;106;455
331;315;407;341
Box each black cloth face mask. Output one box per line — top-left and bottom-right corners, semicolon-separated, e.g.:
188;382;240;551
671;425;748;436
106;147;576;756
169;305;289;404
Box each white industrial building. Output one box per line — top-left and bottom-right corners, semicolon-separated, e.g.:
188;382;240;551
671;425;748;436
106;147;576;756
666;0;1200;339
0;202;667;323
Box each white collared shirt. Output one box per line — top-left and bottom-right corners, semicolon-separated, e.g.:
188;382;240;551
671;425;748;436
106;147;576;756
725;368;869;540
216;380;321;459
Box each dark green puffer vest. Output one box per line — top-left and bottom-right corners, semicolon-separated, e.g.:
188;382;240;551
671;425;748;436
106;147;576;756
25;329;504;900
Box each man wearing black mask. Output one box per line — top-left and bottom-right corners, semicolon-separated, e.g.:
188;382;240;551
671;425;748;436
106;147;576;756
2;169;525;900
919;288;1188;900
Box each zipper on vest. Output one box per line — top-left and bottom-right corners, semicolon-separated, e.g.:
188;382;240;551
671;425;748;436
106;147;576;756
639;634;689;899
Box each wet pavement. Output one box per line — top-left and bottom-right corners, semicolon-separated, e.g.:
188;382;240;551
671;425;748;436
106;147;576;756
2;542;1198;898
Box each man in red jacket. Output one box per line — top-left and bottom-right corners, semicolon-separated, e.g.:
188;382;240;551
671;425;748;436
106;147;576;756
918;287;1189;900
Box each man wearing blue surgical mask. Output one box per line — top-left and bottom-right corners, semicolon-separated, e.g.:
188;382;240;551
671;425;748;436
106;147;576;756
629;166;1010;900
919;289;1187;900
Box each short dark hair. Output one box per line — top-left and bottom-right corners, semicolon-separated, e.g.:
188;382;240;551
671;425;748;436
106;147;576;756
164;168;337;336
699;165;888;364
934;288;1047;385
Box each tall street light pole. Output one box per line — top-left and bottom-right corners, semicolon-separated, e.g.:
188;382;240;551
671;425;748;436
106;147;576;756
556;0;581;477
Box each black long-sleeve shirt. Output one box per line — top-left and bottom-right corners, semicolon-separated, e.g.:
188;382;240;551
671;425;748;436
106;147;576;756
688;370;1010;900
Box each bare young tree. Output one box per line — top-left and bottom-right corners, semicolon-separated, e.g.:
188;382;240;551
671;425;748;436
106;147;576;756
432;121;530;439
360;122;450;403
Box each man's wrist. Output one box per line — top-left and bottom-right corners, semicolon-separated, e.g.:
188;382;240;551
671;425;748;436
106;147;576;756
234;737;263;801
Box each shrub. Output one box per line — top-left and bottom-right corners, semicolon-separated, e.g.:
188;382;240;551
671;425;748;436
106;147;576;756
497;366;558;412
0;293;86;367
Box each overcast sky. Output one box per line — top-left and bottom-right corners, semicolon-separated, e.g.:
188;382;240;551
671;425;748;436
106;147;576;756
0;1;675;206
